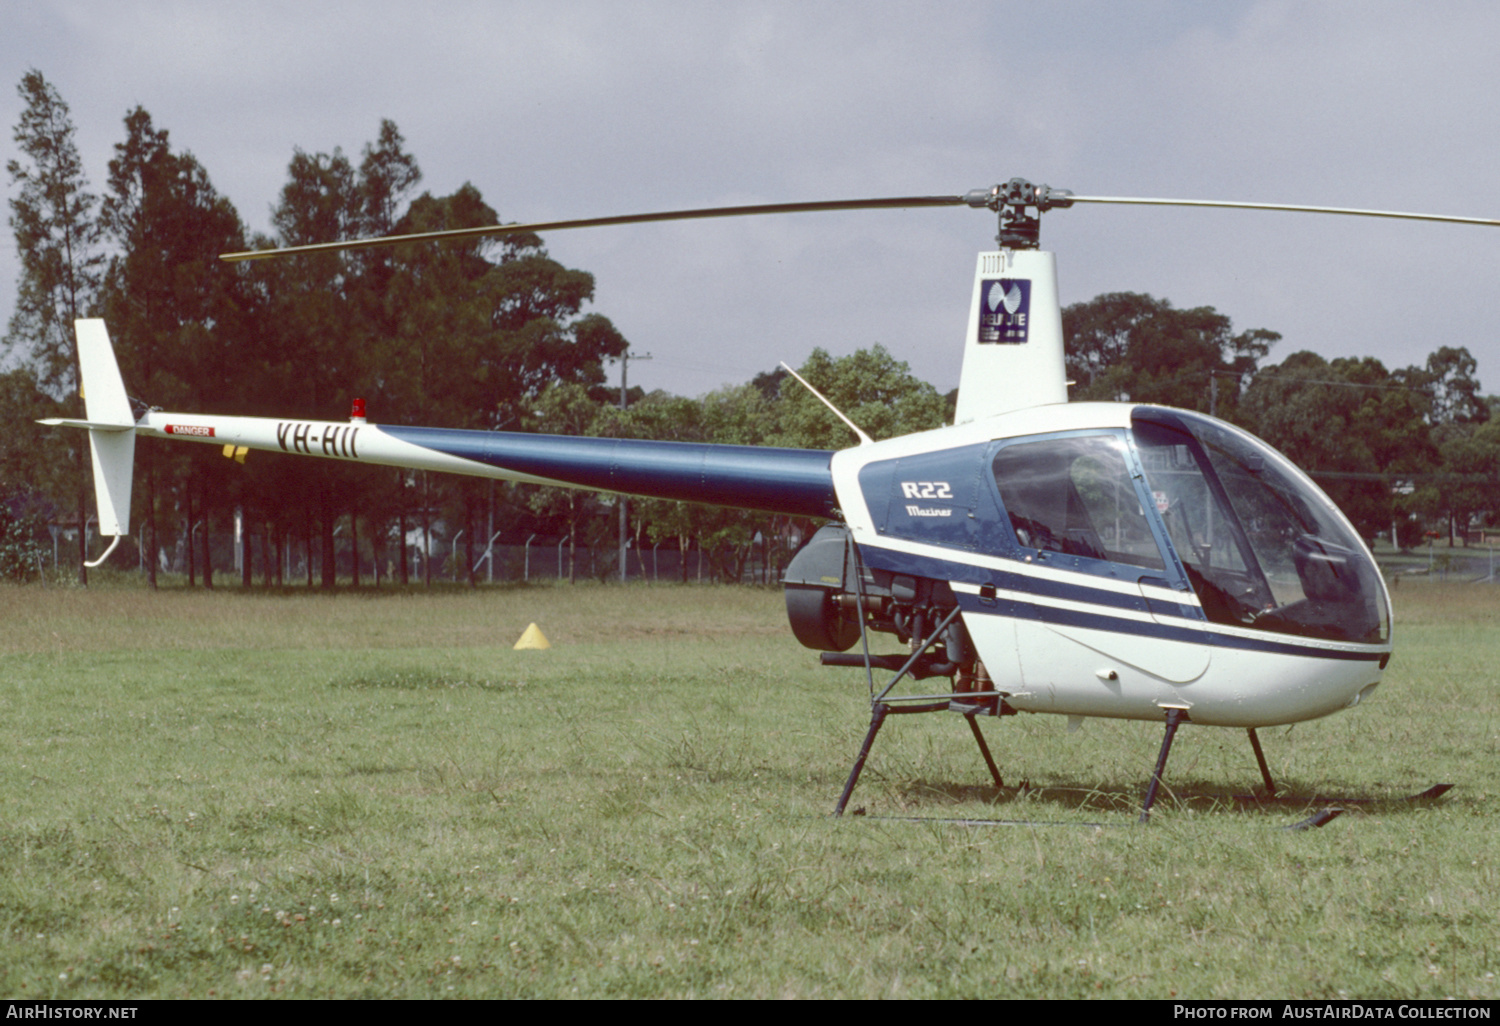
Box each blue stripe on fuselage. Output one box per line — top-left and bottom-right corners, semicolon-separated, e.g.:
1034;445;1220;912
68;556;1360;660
382;425;839;519
861;543;1385;663
861;544;1199;622
959;592;1382;662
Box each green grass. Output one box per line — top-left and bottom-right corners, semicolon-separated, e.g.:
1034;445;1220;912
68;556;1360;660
0;578;1496;998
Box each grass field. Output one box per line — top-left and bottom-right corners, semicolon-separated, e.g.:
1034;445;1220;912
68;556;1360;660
0;577;1496;999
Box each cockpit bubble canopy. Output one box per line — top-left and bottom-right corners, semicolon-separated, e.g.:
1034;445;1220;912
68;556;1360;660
1130;408;1389;645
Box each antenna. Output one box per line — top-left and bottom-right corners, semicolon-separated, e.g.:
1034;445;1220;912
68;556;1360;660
779;361;874;446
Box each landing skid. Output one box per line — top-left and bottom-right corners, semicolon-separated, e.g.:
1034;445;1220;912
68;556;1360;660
856;809;1346;831
833;692;1009;818
828;643;1449;824
1173;782;1456;808
824;586;1436;826
831;642;1199;822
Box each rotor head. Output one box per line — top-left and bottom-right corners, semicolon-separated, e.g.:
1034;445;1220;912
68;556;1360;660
963;178;1076;249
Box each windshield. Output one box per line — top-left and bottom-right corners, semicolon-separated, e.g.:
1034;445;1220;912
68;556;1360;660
1132;409;1389;644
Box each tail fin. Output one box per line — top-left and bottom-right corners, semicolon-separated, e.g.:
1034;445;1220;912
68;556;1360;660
951;249;1069;424
39;321;137;554
77;319;135;429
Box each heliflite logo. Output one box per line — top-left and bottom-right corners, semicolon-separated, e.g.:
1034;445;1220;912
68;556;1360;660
977;278;1029;344
165;424;215;437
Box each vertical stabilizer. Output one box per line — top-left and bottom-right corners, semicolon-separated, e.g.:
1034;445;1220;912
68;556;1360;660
74;320;136;538
86;427;135;538
951;249;1069;424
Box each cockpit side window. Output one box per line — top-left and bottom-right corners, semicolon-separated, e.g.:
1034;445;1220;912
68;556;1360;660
992;434;1166;571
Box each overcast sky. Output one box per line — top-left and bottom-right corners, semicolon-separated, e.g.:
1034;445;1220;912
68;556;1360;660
5;1;1499;409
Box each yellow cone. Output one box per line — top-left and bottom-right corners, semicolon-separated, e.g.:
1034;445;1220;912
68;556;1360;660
513;623;551;650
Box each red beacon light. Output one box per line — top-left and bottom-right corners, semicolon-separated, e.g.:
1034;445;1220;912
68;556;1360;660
350;397;367;424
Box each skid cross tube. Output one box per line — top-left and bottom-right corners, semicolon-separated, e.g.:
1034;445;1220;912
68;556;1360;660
833;604;1002;816
871;607;963;705
835;700;948;816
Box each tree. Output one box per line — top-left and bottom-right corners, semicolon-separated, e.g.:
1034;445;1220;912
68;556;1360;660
6;70;103;393
1416;346;1488;427
100;106;254;586
1415;347;1495;543
767;346;946;581
382;184;628;429
375;183;627;584
245;133;634;588
1435;418;1500;544
6;69;105;583
0;367;61;580
262;122;423;588
772;345;947;450
259;145;370;587
1241;352;1436;543
523;381;613;582
356;119;421;240
1062;293;1278;423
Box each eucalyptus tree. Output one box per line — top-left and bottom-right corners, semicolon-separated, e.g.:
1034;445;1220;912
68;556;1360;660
345;120;421;584
1435;416;1500;545
100;106;253;585
381;183;628;583
1417;346;1489;428
1412;346;1495;543
6;69;104;582
1242;352;1437;544
262;143;377;586
771;345;946;449
1062;292;1278;423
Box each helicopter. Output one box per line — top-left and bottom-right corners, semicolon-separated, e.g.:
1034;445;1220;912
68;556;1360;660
47;178;1492;823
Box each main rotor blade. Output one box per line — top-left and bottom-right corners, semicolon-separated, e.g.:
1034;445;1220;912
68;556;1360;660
221;184;1500;263
220;194;967;262
1068;194;1500;228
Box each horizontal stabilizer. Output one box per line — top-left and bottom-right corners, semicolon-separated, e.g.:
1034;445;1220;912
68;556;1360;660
38;417;135;432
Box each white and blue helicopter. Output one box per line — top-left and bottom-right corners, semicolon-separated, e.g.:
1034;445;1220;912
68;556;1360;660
49;180;1490;823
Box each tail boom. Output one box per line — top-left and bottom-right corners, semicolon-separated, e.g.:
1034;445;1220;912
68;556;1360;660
137;412;839;519
47;319;841;552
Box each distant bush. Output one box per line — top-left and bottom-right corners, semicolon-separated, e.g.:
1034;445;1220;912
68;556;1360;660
0;493;49;582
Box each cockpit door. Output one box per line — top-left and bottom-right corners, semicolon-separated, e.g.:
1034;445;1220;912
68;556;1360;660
990;431;1212;713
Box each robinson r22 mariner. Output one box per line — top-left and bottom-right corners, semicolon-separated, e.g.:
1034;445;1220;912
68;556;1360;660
50;179;1492;822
